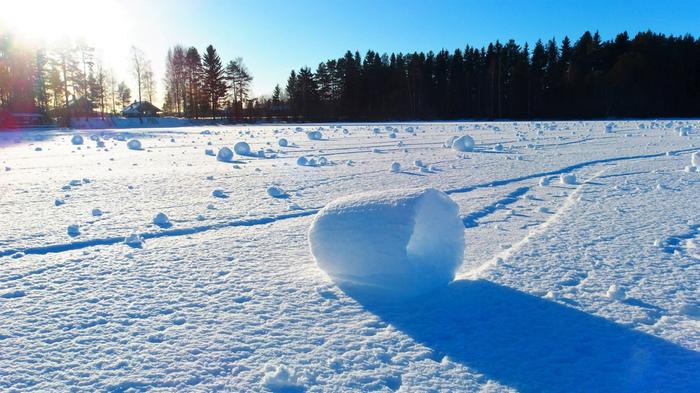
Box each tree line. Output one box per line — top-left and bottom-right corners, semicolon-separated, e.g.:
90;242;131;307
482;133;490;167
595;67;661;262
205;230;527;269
162;44;253;120
0;34;159;124
283;31;700;121
2;30;699;126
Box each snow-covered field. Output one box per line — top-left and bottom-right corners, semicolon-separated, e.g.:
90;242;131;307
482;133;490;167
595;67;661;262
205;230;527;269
0;120;698;392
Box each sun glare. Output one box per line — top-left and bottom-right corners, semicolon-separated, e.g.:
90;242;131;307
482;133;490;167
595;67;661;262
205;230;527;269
2;0;125;49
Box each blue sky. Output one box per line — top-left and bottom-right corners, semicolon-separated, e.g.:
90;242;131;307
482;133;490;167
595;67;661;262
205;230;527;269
159;0;700;96
5;0;700;99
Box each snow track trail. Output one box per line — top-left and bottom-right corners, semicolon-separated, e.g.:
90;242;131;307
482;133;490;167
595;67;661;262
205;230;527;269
0;209;319;257
459;169;606;279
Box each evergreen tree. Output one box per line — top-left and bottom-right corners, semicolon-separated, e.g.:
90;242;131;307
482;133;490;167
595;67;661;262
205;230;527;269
201;45;226;119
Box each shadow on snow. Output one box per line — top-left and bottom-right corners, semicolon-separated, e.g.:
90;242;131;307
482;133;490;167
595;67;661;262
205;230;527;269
359;279;700;393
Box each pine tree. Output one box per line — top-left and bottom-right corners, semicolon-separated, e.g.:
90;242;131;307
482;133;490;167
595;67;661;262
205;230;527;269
202;45;226;119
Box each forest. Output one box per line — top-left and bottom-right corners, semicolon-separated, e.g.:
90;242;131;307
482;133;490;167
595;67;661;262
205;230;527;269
284;31;700;121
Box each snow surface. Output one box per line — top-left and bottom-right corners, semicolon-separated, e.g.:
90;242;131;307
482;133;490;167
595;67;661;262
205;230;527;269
0;120;699;392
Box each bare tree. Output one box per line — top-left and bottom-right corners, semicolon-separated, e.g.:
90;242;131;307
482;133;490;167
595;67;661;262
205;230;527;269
143;60;155;104
130;46;146;120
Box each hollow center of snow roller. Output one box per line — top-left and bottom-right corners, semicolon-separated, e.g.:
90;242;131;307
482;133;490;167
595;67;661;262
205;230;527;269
309;188;465;300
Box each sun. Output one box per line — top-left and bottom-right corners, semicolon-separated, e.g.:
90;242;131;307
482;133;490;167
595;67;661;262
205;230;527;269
1;0;125;50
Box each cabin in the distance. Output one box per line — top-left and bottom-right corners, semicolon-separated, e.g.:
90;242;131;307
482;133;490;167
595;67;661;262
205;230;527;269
122;101;162;118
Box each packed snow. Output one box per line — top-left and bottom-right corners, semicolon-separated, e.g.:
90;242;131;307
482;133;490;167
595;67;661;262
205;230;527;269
309;188;464;300
0;120;699;392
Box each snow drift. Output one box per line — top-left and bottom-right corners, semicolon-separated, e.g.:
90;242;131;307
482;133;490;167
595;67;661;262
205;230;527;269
308;188;464;300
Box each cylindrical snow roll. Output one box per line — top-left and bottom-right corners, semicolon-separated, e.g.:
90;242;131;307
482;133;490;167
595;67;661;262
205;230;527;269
308;188;465;300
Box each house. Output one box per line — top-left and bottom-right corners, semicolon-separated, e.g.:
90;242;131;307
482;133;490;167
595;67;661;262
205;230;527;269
67;96;97;117
122;101;162;118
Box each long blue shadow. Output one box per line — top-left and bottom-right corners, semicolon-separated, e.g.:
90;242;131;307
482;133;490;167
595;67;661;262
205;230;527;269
360;279;700;393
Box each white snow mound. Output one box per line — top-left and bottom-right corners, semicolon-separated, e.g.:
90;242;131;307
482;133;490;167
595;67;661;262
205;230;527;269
309;188;464;300
451;135;475;152
560;173;576;185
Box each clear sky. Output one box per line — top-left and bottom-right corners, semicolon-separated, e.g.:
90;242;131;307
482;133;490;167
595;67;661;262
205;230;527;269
2;0;700;102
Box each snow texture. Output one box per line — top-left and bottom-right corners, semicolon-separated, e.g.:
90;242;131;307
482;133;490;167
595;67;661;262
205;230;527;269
1;120;699;392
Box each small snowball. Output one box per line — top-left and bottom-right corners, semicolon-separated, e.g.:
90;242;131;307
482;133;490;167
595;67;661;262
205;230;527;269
54;198;65;206
560;173;576;185
91;208;103;217
67;224;80;237
414;159;424;168
217;147;233;162
127;139;142;150
296;156;308;166
153;212;172;228
451;135;475;152
262;365;303;392
204;148;215;156
493;143;504;152
267;186;286;198
212;189;228;198
390;162;401;173
606;284;626;300
306;130;323;140
71;135;84;145
691;151;699;167
124;233;144;248
278;138;288;147
234;141;251;155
